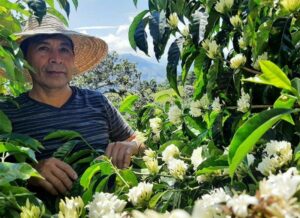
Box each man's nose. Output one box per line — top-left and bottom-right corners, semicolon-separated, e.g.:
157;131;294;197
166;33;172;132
49;50;63;64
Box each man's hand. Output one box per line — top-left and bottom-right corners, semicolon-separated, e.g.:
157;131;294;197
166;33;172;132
105;141;140;169
28;158;78;195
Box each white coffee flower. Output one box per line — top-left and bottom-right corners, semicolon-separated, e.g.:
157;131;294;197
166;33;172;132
135;131;147;143
132;209;191;218
144;148;156;159
191;147;206;170
192;188;231;218
230;15;242;28
20;199;45;218
87;192;126;218
59;196;84;218
199;93;210;109
238;37;247;50
264;140;292;157
181;25;190;37
144;158;160;175
215;0;234;14
257;156;279;176
162;144;180;163
253;52;268;70
246;154;255;166
211;97;222;112
259;167;300;201
227;194;258;218
149;117;162;135
281;0;300;12
196;175;209;183
168;105;182;125
168;13;179;29
167;158;188;180
190;100;203;117
128;182;153;206
230;54;247;69
237;89;251;113
202;39;220;59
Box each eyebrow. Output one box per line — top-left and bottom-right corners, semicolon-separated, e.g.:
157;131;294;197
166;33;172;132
34;40;73;48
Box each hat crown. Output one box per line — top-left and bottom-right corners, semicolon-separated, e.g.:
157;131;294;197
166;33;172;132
23;14;67;32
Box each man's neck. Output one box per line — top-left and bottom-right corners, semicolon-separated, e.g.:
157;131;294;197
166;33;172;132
29;85;73;108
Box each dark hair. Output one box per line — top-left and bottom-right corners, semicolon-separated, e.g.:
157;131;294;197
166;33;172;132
20;34;75;57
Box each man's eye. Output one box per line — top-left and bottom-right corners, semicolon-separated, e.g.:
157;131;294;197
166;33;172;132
38;46;49;51
60;47;72;53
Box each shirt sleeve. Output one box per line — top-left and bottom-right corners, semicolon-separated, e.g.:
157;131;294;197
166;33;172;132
103;95;134;142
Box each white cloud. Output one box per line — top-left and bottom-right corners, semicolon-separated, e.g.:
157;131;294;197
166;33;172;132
116;24;129;35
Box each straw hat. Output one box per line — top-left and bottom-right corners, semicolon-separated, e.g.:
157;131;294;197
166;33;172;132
5;14;108;77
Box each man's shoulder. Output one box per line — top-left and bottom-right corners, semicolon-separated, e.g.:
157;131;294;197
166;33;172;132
72;86;108;103
0;94;27;111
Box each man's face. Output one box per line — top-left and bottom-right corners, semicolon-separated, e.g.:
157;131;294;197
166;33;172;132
26;36;75;89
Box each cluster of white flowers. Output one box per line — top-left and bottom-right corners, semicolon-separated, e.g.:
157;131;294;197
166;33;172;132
127;182;153;206
258;167;300;217
149;117;162;135
202;39;220;59
58;196;84;218
211;97;222;112
181;25;190;37
227;194;258;217
281;0;300;12
215;0;234;14
168;105;182;125
143;148;159;174
135;130;147;143
86;192;126;218
230;54;247;69
162;144;180;163
167;13;179;29
189;94;211;117
132;209;191;218
257;140;293;176
253;52;268;70
192;188;231;217
238;37;247;50
191;147;205;170
167;158;188;180
230;15;242;28
20;200;45;218
237;88;251;113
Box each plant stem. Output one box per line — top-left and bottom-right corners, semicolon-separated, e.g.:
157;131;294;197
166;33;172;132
242;67;260;74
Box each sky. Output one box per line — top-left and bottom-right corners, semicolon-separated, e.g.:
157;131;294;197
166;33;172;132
67;0;164;63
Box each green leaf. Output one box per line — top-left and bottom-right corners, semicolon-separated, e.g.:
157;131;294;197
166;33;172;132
243;60;297;95
0;163;41;185
80;164;101;190
274;94;296;124
0;142;37;162
119;95;139;114
196;155;228;175
119;169;138;187
71;0;78;9
133;0;138;7
0;110;12;133
129;10;148;50
291;78;300;96
44;130;82;141
47;7;68;26
0;133;44;151
182;51;198;85
53;140;79;161
134;18;149;55
228;108;296;177
149;191;168;209
64;149;91;164
27;0;47;22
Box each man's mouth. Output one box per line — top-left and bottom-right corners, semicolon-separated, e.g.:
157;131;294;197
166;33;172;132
46;71;66;75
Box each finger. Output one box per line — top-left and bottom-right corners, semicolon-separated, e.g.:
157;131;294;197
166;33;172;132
38;179;59;195
55;160;77;180
123;148;132;168
105;142;115;158
111;143;121;167
46;170;69;194
51;167;73;191
117;146;126;169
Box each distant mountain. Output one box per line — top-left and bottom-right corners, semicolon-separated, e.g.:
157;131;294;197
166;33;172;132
119;53;167;83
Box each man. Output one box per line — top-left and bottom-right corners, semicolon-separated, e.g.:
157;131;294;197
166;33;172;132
0;14;144;196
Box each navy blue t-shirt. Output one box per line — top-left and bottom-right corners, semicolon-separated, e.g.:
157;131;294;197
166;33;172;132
0;86;134;159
